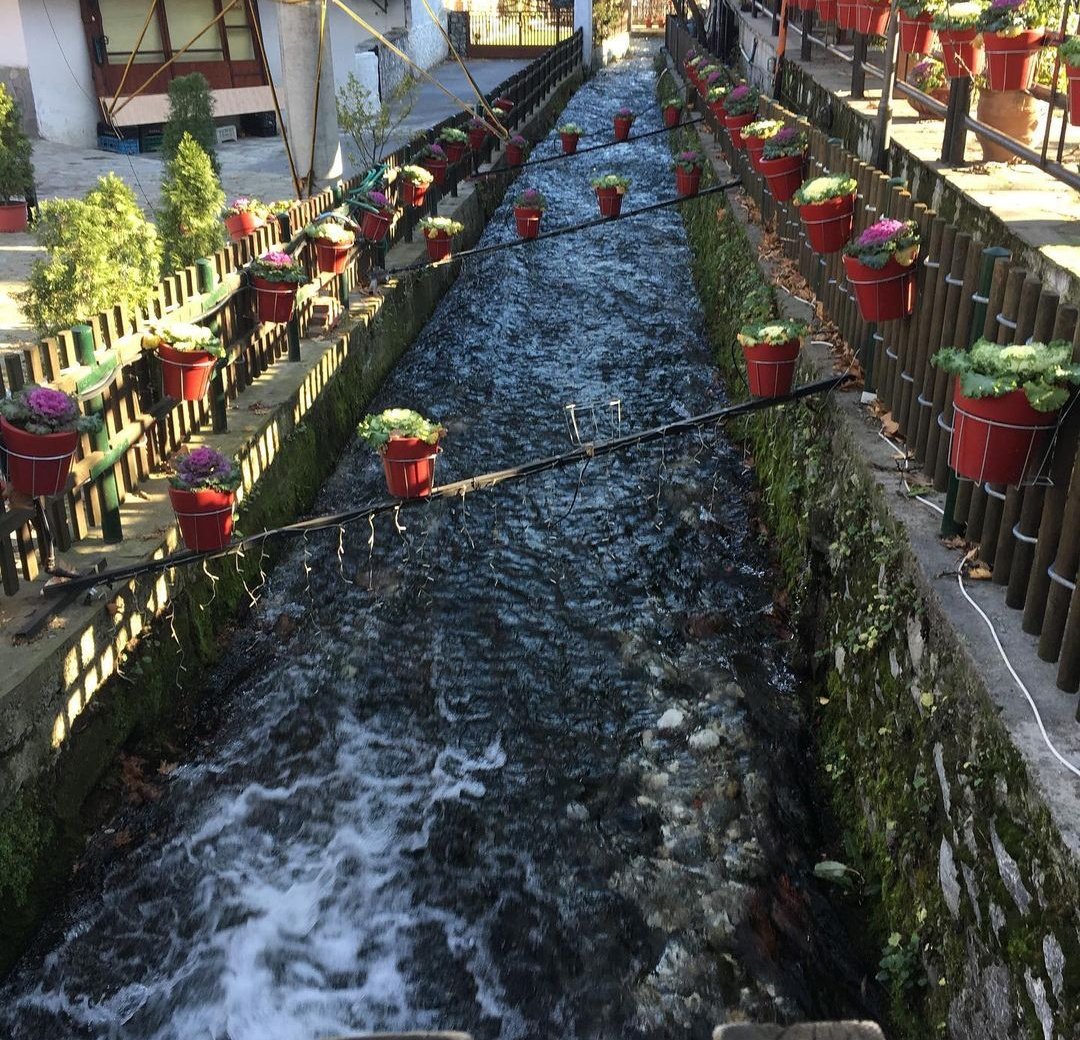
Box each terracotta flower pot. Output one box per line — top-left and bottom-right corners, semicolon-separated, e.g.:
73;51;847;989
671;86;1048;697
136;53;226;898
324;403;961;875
425;230;453;261
168;486;236;552
949;383;1058;485
595;187;624;217
938;28;984;78
514;206;543;240
817;0;838;20
560;131;581;154
614;115;633;141
314;239;353;275
505;142;525;166
663;105;682;128
843;253;918;322
742;339;801;397
906;85;951;119
468;126;489;151
251;276;299;324
382;435;440;498
983;29;1045;92
675;165;702;197
224;210;263;241
0;417;78;497
360;208;392;243
799;192;855;253
899;11;936;54
422;157;449;188
759;152;806;201
0;201;28;233
401;180;429;208
855;0;891;35
837;0;859;30
723;112;756;148
158;343;217;402
1068;65;1080;126
975;88;1039;162
443;140;468;164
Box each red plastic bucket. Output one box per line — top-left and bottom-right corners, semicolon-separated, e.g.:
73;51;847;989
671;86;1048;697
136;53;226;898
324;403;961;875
468;127;488;151
837;0;858;30
425;230;453;261
361;208;391;243
939;29;983;78
899;11;936;54
663;105;681;128
514;207;543;239
168;486;236;552
0;417;78;497
422;157;449;188
401;180;429;208
444;140;467;164
224;211;263;241
1069;66;1080;126
158;343;216;402
251;276;298;324
614;116;633;141
675;166;702;197
843;254;917;322
0;201;28;233
797;0;815;12
759;153;806;202
744;134;769;170
817;0;838;20
742;339;802;397
494;97;514;112
855;0;890;34
709;100;728;122
723;113;755;148
983;29;1045;91
949;383;1058;485
560;132;580;155
382;436;440;498
314;240;352;275
595;187;624;217
505;142;525;166
799;193;855;253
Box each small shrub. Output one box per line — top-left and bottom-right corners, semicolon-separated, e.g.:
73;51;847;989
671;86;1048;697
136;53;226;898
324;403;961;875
0;83;33;203
161;73;218;174
337;73;417;169
158;133;226;272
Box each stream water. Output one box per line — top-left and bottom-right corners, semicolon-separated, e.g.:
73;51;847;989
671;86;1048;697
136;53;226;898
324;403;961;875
0;43;874;1040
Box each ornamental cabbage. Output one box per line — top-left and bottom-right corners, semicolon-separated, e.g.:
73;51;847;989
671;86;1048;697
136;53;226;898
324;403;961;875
932;339;1080;411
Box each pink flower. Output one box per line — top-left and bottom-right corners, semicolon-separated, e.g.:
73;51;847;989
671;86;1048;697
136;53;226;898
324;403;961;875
25;387;76;422
260;251;293;266
729;85;750;100
856;218;905;247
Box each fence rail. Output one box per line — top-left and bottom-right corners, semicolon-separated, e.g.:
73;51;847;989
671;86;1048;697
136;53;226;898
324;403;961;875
0;30;583;606
464;7;575;56
668;19;1080;698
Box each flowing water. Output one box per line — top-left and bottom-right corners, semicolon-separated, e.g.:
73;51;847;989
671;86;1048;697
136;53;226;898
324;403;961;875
0;43;874;1040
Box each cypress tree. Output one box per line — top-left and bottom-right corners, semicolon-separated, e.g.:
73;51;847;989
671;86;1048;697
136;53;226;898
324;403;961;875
158;132;226;273
161;73;218;174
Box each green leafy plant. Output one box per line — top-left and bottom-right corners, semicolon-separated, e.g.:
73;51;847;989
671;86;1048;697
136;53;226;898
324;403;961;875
439;126;469;144
742;118;784;141
357;408;445;449
1060;35;1080;65
724;84;760;116
0;385;102;435
161;73;218;174
707;84;730;102
673;149;704;172
399;164;434;186
593;0;629;43
931;1;985;29
418;216;464;238
793;173;858;205
18;173;161;335
978;0;1044;33
249;250;308;284
169;445;241;492
514;187;548;211
591;173;630;192
157;133;226;273
337;72;418;169
307;219;355;244
416;141;447;164
737;317;808;346
843;217;920;268
143;320;224;358
0;82;34;204
876;931;927;994
762;126;807;159
557;122;584;135
897;0;943;15
932;339;1080;411
909;56;948;90
662;96;686;110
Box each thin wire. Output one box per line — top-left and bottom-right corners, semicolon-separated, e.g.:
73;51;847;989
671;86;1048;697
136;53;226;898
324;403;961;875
42;0;99;103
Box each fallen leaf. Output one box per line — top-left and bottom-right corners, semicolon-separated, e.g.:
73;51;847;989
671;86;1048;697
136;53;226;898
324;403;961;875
157;761;178;776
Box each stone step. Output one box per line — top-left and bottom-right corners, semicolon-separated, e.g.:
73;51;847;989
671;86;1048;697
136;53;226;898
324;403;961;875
714;1024;886;1040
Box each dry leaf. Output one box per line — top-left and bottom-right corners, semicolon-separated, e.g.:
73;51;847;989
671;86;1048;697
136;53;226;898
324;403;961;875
966;562;993;581
157;761;178;776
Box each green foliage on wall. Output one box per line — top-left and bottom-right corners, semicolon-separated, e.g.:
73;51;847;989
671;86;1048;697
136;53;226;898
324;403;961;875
0;81;33;204
158;132;226;273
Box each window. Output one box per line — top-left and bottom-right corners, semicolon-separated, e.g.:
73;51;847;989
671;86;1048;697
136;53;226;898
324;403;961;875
99;0;165;64
166;0;224;62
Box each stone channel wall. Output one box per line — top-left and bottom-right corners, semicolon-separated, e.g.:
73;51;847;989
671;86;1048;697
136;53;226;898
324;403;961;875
671;127;1080;1039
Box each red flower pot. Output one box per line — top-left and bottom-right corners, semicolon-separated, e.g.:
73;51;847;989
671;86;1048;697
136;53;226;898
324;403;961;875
983;29;1045;91
842;253;917;322
723;112;756;148
0;417;78;497
799;192;855;253
855;0;890;34
837;0;858;30
314;239;353;275
899;11;936;54
817;0;838;19
401;180;429;208
361;207;392;243
744;134;769;170
494;97;514;112
168;486;236;552
759;152;806;202
422;157;449;188
444;140;468;164
505;142;525;166
1068;66;1080;126
224;210;264;241
425;230;453;261
560;131;581;155
949;383;1058;485
514;206;543;240
939;28;984;78
0;201;28;233
797;0;815;12
709;100;728;121
675;165;702;197
468;127;489;151
595;187;624;218
158;344;217;402
742;339;802;398
251;276;299;324
663;105;682;128
614;115;633;141
382;436;440;498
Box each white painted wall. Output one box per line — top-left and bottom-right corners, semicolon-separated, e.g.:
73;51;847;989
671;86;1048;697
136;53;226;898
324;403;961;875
18;0;100;146
0;0;28;67
406;0;449;71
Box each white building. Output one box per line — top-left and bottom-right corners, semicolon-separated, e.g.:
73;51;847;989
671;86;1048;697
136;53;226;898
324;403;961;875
0;0;449;149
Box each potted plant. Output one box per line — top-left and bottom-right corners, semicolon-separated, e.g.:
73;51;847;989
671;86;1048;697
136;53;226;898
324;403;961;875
266;199;294;218
467;116;494;151
513;188;547;240
977;0;1045;90
932;3;986;77
505;133;529;166
359;190;394;243
439;126;470;164
494;96;515;112
144;320;224;402
737;318;809;397
898;0;941;53
417;141;449;188
673;150;705;197
906;57;951;118
398;164;434;208
662;96;685;128
222;197;267;241
722;86;760;147
0;385;101;497
706;84;730;121
842;218;921;322
932;339;1080;484
613;107;635;141
168;445;241;552
856;0;892;36
357;408;446;498
741;118;783;170
1062;37;1080;125
418;216;465;261
308;219;356;275
558;122;584;155
759;127;808;201
793;173;858;253
0;83;33;233
249;250;308;324
591;173;630;218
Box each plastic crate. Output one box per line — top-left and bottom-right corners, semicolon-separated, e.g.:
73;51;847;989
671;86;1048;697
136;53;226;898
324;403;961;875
97;134;140;155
